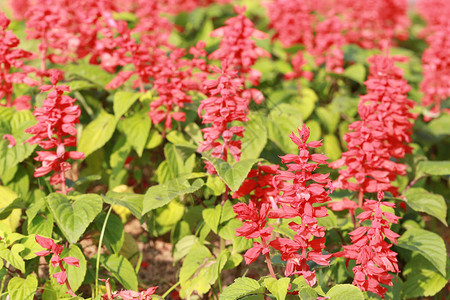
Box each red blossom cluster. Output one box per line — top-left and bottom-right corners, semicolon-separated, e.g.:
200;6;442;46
0;13;37;109
267;0;409;74
209;6;270;89
335;193;400;297
96;12;208;133
101;278;157;300
198;63;247;172
329;54;416;202
35;235;80;296
268;125;333;285
25;71;84;194
232;163;279;267
417;0;450;118
233;125;333;286
198;6;269;172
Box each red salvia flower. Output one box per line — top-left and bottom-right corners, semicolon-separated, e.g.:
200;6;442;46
35;235;79;294
335;193;400;297
417;0;450;118
0;13;37;109
268;125;333;285
209;5;270;85
267;0;409;75
198;62;248;173
25;70;84;194
329;54;416;201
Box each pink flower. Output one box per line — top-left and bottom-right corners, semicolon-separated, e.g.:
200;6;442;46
335;198;400;297
268;125;333;283
25;70;84;193
2;134;16;147
35;235;79;288
329;54;416;199
198;62;248;172
417;0;450;118
0;13;37;109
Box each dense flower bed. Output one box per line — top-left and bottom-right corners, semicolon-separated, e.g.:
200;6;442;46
0;0;448;299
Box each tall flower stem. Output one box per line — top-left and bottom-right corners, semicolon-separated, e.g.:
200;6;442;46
261;239;276;279
59;262;77;297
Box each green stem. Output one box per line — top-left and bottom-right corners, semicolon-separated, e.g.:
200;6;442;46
95;206;113;298
0;264;8;300
159;281;180;299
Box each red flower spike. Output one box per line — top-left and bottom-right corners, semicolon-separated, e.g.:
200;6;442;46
268;125;333;283
25;71;84;194
336;199;400;298
209;5;270;89
198;62;248;172
329;54;416;200
267;0;409;76
0;12;37;109
417;0;450;118
34;235;80;296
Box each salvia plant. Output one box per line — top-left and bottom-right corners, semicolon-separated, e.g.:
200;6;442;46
0;0;448;300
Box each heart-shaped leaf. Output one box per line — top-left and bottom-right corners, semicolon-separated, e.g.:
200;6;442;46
143;177;204;214
404;188;447;226
46;193;103;243
205;158;259;192
101;254;138;291
7;274;38;300
397;228;447;277
104;191;143;218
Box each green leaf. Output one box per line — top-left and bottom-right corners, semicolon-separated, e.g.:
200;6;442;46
267;104;301;154
20;234;46;260
95;212;124;254
179;243;212;284
0;111;36;179
113;91;141;119
122;111;151;157
180;248;229;297
7;274;38;300
316;107;340;134
65;63;115;87
317;209;338;229
397;228;447;276
402;254;448;298
27;213;53;237
164;143;194;178
343;63;366;84
202;205;222;234
263;277;290;300
205;158;258;192
78;110;118;158
101;254;138;291
145;129;163;149
295;88;318;120
325;284;364;300
323;134;341;161
0;244;25;272
103;191;143;218
173;235;198;262
206;175;226;196
416;160;450;177
0;186;23;222
221;200;236;223
403;188;447;226
109;135;131;188
219;277;264;300
68;80;96;91
46;193;103;243
240;113;268;160
65;245;87;292
143;177;203;214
